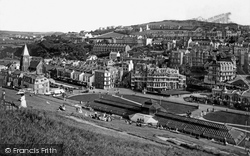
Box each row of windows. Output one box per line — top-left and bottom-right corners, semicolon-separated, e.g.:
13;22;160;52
147;82;177;86
35;82;49;88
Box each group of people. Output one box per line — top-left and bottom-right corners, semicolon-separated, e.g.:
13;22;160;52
91;112;113;122
136;118;145;127
125;120;132;125
186;110;192;118
58;104;84;114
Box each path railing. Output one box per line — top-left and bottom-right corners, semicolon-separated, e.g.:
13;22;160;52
0;96;18;111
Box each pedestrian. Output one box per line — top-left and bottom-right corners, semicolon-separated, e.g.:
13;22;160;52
2;90;5;101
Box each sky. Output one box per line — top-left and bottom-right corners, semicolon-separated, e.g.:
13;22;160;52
0;0;250;33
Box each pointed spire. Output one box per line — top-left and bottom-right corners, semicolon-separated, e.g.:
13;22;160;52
22;44;30;56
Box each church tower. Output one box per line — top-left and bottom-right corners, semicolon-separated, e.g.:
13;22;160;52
20;44;30;72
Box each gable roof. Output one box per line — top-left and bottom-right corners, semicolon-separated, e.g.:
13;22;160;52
93;31;126;39
29;61;41;69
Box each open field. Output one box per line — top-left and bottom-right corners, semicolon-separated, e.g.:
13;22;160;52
0;88;248;155
204;111;250;125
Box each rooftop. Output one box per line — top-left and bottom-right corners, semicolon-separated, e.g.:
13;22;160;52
93;32;126;39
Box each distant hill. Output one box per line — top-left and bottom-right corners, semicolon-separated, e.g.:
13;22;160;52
92;19;242;36
0;30;64;36
130;19;241;29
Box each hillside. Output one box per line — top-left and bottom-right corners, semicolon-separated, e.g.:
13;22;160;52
142;20;240;27
94;19;242;36
0;87;246;156
0;108;215;156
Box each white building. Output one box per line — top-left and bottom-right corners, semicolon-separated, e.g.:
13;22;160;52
122;60;134;72
86;55;98;61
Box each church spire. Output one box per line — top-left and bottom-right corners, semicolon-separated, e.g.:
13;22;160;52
22;44;30;56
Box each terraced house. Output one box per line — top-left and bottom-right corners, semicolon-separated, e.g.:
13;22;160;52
131;63;186;92
185;45;210;68
92;44;131;54
212;86;250;110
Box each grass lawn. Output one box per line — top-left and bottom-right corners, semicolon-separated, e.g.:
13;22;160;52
203;111;250;125
123;95;197;114
69;94;197;114
69;93;102;102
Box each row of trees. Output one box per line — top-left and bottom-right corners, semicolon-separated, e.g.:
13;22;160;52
12;35;93;60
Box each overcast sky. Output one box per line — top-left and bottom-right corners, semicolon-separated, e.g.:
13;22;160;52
0;0;250;32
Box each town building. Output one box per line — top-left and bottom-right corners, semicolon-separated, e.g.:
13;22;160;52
82;73;94;87
21;74;50;94
94;66;119;89
243;52;250;74
8;70;23;88
212;86;250;110
20;44;43;74
86;55;98;61
109;51;120;61
6;62;20;71
233;45;249;67
92;44;131;54
94;69;111;89
185;46;210;68
122;60;134;72
0;70;10;87
205;57;236;84
0;64;8;71
72;70;84;81
131;63;186;92
114;36;146;47
169;50;184;68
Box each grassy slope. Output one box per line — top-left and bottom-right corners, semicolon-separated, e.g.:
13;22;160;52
0;109;212;156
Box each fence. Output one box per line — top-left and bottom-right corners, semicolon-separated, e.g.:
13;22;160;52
0;92;18;111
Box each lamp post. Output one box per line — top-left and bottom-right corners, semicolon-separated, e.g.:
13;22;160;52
160;96;163;105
